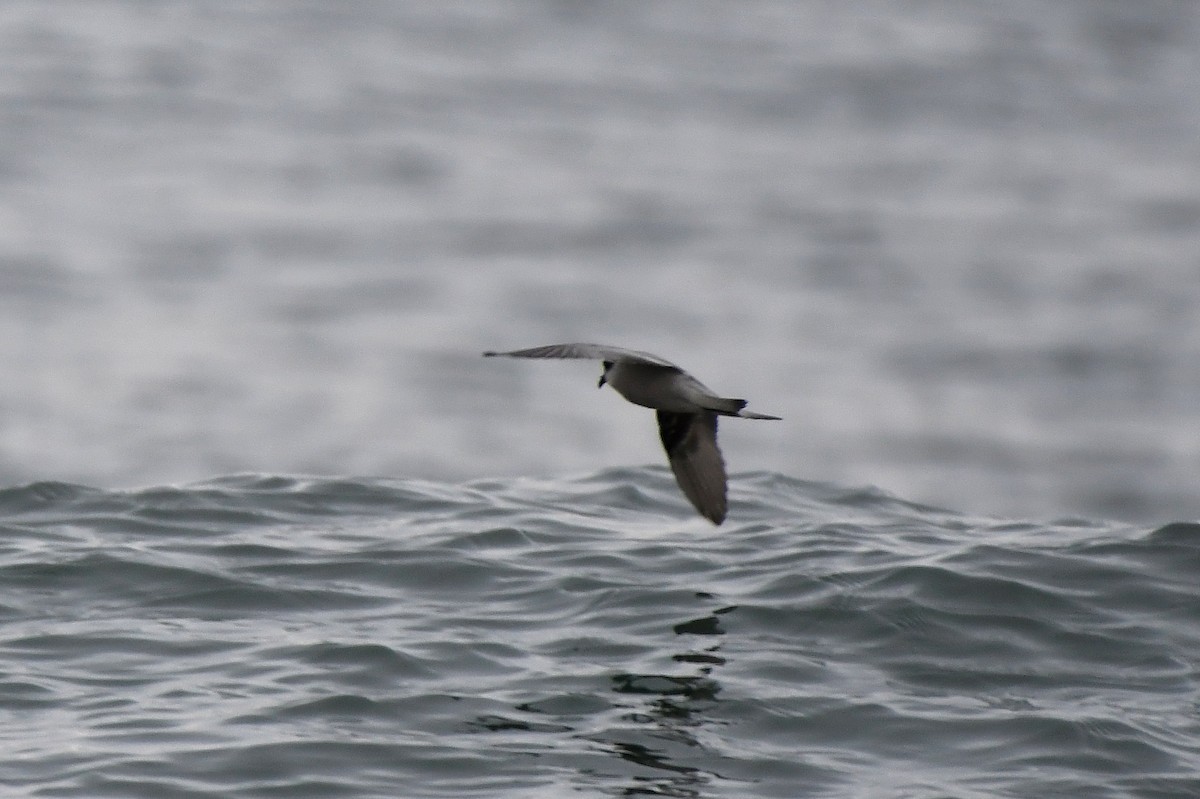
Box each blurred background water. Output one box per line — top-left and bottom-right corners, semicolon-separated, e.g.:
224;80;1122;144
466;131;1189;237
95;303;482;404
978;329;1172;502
1;0;1198;522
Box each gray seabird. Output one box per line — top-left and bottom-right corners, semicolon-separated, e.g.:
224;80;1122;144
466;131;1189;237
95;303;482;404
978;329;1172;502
484;343;781;524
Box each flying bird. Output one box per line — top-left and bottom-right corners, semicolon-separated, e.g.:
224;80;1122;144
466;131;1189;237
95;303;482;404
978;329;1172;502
483;343;781;524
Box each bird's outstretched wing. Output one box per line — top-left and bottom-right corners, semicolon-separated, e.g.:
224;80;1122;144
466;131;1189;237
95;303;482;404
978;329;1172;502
656;410;728;525
483;343;678;369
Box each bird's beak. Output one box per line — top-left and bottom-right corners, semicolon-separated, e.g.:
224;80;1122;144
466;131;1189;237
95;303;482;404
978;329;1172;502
597;374;607;388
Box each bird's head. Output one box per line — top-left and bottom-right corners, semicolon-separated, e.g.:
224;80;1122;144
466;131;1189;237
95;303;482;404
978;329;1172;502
598;360;613;388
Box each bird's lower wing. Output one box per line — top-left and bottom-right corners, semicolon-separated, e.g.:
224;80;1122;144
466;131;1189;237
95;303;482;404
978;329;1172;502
657;410;727;525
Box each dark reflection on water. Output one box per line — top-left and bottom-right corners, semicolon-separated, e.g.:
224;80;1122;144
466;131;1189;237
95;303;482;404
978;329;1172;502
589;604;739;798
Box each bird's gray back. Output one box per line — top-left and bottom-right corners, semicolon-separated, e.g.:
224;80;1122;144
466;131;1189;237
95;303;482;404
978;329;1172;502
607;361;715;412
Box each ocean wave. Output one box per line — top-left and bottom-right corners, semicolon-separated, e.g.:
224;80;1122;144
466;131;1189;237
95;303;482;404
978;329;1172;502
0;468;1196;798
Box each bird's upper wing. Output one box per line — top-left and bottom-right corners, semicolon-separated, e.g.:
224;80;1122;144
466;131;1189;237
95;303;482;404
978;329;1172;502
483;343;678;368
656;410;728;525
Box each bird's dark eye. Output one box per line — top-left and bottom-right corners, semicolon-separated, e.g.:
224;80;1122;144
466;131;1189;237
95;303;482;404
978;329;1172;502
602;360;613;370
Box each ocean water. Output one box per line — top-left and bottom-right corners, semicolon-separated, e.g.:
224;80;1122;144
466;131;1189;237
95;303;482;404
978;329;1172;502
2;472;1198;799
1;0;1198;521
2;2;1200;797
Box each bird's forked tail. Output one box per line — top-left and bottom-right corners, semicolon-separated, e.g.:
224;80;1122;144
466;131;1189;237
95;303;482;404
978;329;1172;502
708;397;781;420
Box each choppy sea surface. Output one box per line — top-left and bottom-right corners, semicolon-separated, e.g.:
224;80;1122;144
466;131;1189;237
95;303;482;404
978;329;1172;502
2;471;1198;798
